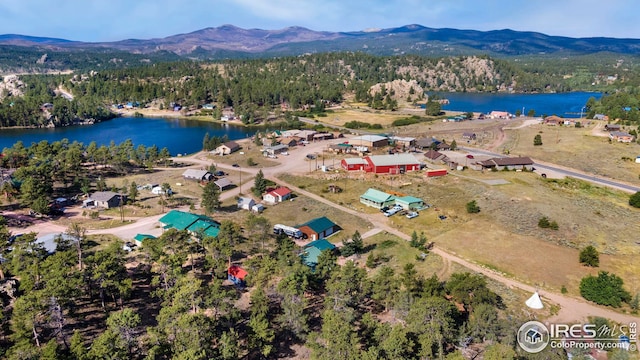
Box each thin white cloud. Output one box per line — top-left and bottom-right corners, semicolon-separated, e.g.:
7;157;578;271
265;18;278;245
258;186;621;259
0;0;639;41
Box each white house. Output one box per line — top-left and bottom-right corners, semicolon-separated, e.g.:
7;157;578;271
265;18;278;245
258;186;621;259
263;187;292;204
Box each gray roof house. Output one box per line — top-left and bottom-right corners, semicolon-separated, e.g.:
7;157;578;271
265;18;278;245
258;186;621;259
182;169;214;182
89;191;127;209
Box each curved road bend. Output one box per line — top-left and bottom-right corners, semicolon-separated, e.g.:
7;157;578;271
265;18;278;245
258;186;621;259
459;146;640;193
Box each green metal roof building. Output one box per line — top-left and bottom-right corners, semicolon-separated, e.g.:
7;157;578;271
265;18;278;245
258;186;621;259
301;239;336;268
159;210;220;237
133;234;156;247
360;188;396;209
395;196;425;210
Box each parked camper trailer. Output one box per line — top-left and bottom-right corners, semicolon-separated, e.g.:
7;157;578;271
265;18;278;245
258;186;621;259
273;224;303;239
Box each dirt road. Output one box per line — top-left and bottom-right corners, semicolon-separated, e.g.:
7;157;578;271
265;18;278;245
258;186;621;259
12;137;639;325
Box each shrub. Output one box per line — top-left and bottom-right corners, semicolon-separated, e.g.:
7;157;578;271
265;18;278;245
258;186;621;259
579;245;600;267
538;216;558;230
466;200;480;213
579;271;631;307
533;134;543;146
629;191;640;208
561;285;568;294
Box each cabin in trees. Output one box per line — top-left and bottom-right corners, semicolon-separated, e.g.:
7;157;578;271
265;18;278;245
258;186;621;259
296;216;340;241
228;265;248;287
85;191;127;209
262;187;292;205
182;169;214;182
133;234;156;247
215;141;241;155
158;210;220;238
301;239;337;269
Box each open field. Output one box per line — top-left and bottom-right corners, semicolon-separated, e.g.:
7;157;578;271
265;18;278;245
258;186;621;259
502;121;640;184
280;169;640;308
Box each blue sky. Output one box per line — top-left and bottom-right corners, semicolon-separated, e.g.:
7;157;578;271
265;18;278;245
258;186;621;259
1;0;637;41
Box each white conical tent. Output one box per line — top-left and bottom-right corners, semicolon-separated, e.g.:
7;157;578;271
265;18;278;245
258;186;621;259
526;291;544;309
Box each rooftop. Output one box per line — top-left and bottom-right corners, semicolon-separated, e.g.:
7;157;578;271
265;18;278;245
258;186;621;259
366;154;420;166
360;188;395;203
297;216;337;234
351;134;388;142
90;191;124;202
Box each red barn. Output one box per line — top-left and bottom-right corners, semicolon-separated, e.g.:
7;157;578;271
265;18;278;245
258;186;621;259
341;158;367;171
363;154;421;174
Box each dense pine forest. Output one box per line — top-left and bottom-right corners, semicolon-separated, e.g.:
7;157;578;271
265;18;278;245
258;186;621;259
3;52;640;128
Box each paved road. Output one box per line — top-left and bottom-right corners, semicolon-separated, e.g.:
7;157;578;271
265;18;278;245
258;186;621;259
460;146;640;193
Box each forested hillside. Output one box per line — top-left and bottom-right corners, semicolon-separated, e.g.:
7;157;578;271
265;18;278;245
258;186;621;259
2;52;640;128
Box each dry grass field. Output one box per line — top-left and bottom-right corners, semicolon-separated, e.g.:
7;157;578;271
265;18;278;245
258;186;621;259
280;169;640;303
502;121;640;184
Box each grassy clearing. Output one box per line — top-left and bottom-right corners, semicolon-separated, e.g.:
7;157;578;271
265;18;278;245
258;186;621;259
503;122;640;183
361;232;444;277
279;168;640;301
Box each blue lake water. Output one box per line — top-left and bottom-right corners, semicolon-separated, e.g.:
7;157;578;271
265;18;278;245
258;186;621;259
438;91;602;117
0;117;254;155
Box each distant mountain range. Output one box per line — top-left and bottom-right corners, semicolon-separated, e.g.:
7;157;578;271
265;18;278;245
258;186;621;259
1;24;640;58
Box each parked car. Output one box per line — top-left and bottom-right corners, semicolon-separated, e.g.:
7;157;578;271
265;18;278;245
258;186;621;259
406;212;419;219
380;206;390;213
214;170;225;177
232;163;240;168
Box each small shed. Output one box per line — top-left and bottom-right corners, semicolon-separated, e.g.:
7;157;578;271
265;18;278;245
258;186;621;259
251;204;265;213
133;234;156;247
228;265;248;287
237;197;256;210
